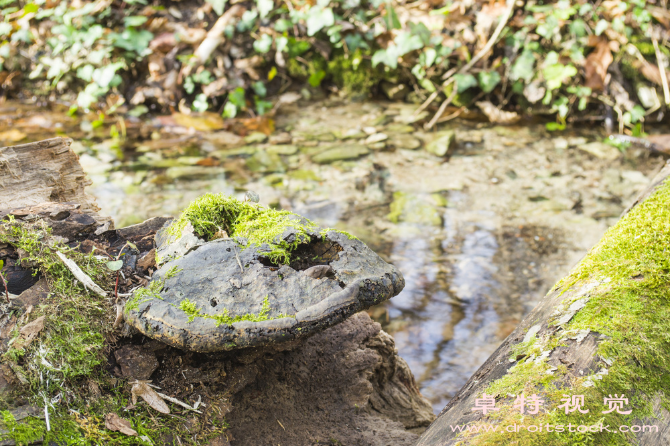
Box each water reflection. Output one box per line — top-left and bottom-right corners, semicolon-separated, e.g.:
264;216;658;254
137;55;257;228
2;99;657;416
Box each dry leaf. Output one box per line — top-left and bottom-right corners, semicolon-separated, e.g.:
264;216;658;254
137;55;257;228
14;316;45;350
584;41;613;91
633;60;663;86
476;101;521;124
277;92;301;105
0;129;27;142
105;413;138;436
131;381;170;414
647;134;670;154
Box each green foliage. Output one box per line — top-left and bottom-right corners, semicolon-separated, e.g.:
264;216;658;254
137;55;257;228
0;0;660;126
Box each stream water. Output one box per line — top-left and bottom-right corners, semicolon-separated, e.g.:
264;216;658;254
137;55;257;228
2;98;665;413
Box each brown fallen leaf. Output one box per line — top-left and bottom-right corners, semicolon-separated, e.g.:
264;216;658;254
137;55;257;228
172;112;225;131
131;380;170;414
476;101;521;124
14;316;45;350
0;129;27;143
105;413;138;436
584;41;613;91
632;59;663;86
647;134;670;154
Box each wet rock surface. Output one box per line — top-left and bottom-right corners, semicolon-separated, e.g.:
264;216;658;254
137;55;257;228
126;224;404;352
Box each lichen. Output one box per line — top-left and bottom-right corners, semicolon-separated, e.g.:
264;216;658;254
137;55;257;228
177;296;293;326
459;180;670;445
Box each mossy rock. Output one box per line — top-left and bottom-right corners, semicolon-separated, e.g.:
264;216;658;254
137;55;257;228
124;194;404;352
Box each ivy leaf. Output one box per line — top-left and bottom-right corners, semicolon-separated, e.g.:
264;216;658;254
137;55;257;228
193;94;209;112
384;1;401;30
106;260;124;271
252;81;267;97
394;32;423;57
257;0;273;18
454;73;477;93
306;6;334;36
372;49;395;69
228;87;246;108
223;102;237;118
206;0;227;15
510;50;536;83
421;48;437;67
253;34;273;53
0;23;11;36
478;71;501;93
275;36;288;53
543;63;577;90
124;16;147;28
255;98;273;115
0;259;4;270
308;70;326;87
595;19;608;36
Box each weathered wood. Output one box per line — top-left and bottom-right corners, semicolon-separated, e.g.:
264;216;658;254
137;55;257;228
0;137;101;216
418;161;670;445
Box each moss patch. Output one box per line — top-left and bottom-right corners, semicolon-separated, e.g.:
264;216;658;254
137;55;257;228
166;193;355;264
460;180;670;445
178;295;293;326
0;218;227;445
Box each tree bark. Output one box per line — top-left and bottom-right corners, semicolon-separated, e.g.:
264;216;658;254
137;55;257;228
0;137;101;217
418;161;670;446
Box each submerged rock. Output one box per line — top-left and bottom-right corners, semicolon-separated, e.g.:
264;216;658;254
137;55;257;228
311;144;370;164
125;196;404;352
425;130;456;157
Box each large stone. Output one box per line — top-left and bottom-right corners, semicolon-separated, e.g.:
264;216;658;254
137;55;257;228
389;134;422;150
125;225;404;352
311;144;370;164
425;130;456;157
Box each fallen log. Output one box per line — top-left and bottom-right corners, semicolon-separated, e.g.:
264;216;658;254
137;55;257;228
418;160;670;445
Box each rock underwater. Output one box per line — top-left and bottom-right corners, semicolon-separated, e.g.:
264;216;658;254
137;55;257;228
124;193;405;352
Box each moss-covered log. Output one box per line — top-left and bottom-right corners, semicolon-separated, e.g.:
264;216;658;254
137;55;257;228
418;161;670;446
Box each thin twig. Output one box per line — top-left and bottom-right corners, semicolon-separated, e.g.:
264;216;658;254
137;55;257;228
156;392;203;414
0;272;8;303
436;106;467;123
56;251;107;297
424;82;458;130
652;32;670;105
418;0;516;120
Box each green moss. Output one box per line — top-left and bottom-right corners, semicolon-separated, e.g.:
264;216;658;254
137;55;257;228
461;180;670;445
164;265;182;279
166;193;349;264
125;279;164;313
327;51;381;99
177;296;293;326
0;218;230;445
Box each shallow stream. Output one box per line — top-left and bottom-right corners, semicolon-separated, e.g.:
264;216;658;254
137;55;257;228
2;98;665;413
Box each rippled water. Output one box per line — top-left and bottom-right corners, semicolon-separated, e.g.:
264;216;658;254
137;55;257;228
2;98;664;413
